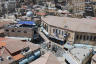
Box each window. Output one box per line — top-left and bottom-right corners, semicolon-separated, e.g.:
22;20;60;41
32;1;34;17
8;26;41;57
12;30;14;32
24;31;27;33
76;35;79;39
87;36;89;40
68;33;70;37
59;30;61;35
83;35;85;40
47;26;48;32
56;29;58;33
53;29;55;33
62;31;63;36
43;23;44;27
80;35;82;40
90;36;92;41
94;36;96;41
6;29;9;32
18;30;21;32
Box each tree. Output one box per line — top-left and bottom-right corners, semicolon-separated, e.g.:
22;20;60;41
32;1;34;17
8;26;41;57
69;8;73;13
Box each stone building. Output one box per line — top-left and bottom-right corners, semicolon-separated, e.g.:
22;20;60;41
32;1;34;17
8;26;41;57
4;21;39;41
41;16;96;45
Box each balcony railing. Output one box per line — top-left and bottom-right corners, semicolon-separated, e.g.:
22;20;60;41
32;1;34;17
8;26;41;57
85;9;93;11
85;6;92;8
85;2;92;4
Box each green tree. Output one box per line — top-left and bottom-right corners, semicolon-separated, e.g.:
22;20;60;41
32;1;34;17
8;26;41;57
69;8;73;13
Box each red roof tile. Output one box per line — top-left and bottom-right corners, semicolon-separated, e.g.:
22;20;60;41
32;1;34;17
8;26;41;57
12;54;24;60
0;37;9;41
37;13;46;16
0;42;7;47
5;40;28;54
92;17;96;20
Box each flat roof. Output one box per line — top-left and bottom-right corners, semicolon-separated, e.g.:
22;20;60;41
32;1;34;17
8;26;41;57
64;44;74;49
70;48;92;61
63;53;78;64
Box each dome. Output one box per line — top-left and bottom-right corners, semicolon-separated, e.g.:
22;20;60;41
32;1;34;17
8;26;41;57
26;11;33;17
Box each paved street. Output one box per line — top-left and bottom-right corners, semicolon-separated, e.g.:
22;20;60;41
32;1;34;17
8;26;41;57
34;31;66;64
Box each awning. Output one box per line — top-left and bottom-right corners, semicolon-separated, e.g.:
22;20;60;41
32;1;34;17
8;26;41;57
18;21;36;25
49;35;64;41
63;53;78;64
49;35;54;39
63;34;67;37
43;29;49;35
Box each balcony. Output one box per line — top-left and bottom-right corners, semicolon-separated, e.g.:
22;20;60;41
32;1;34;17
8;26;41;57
85;1;92;5
85;8;93;11
85;6;92;9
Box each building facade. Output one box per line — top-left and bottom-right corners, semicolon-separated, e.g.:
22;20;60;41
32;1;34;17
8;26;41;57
41;16;96;45
4;21;39;41
72;0;85;12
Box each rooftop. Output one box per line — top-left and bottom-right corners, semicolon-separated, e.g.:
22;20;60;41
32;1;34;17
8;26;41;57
0;38;40;64
0;20;17;27
41;16;96;33
12;54;24;60
5;40;28;54
37;13;46;16
70;48;92;61
6;21;37;28
30;52;61;64
92;54;96;61
0;47;15;64
0;42;7;47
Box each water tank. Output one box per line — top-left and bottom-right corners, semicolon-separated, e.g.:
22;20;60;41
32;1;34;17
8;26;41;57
19;55;34;64
34;51;41;60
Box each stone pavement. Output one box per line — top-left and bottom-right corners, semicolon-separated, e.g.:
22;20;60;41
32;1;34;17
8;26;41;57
38;31;66;64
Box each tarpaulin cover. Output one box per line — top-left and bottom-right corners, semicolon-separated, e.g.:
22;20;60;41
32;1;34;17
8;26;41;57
18;21;36;25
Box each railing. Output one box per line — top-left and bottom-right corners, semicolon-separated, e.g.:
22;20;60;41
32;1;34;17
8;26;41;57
85;6;92;8
85;9;93;11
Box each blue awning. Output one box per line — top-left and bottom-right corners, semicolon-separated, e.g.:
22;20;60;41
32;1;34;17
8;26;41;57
18;21;36;25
